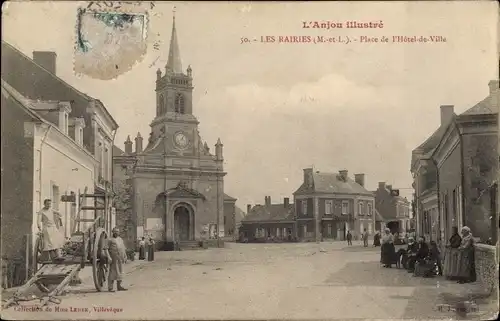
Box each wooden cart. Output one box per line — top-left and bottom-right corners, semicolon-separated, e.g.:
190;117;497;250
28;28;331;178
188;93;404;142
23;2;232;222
2;188;112;308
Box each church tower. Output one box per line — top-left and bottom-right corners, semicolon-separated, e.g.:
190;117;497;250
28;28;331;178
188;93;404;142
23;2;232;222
124;10;227;250
151;11;197;144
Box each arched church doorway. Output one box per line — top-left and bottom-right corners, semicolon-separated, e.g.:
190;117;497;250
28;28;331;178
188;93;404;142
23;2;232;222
174;205;192;241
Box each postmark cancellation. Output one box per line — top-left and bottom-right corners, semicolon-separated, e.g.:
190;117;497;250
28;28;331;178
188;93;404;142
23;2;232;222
74;6;148;80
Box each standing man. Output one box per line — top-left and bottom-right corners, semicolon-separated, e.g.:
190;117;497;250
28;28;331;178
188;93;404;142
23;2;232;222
37;199;65;262
346;230;353;246
363;228;369;247
105;227;128;292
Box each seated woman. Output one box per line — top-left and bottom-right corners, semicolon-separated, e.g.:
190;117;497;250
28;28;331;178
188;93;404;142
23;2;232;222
408;236;429;273
399;237;418;269
421;241;442;277
443;227;462;280
380;228;396;268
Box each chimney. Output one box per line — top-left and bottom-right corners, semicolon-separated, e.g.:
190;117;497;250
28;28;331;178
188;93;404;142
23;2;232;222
247;204;251;214
303;168;313;187
33;51;57;75
284;197;290;208
354;173;365;187
440;105;454;126
489;80;499;95
135;132;143;153
378;182;386;189
489;80;499;109
265;196;271;207
124;136;132;154
339;170;348;181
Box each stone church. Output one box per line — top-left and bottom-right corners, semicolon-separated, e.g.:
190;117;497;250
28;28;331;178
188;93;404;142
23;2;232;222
113;14;230;250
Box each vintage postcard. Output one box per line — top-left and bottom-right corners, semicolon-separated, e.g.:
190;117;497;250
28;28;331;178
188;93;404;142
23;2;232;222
1;1;499;320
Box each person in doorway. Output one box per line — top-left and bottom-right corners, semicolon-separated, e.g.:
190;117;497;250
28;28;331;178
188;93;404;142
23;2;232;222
138;237;146;260
105;227;128;292
362;229;369;247
147;237;155;262
346;230;353;246
37;199;65;262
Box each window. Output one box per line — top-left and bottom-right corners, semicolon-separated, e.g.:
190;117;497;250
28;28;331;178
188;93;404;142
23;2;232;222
341;201;349;215
325;200;333;215
360;222;364;234
52;184;60;211
358;202;364;215
367;203;373;216
302;200;308;215
175;93;185;114
368;223;372;234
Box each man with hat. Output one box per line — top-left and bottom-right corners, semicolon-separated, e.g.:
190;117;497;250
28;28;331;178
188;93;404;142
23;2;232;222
105;227;128;292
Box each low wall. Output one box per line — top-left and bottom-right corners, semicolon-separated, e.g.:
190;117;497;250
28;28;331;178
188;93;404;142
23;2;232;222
474;243;498;295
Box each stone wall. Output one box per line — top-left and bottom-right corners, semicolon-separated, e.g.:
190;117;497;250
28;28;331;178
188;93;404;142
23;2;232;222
474;244;499;295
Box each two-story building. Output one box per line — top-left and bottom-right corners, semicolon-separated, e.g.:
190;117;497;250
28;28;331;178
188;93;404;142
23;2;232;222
374;182;411;234
430;80;498;243
1;80;98;287
411;105;455;240
1;41;119;237
293;168;375;242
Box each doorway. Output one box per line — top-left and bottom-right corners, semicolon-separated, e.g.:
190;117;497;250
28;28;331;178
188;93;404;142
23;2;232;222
174;206;191;241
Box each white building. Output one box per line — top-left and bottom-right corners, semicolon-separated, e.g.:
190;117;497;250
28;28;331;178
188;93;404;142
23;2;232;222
2;80;98;239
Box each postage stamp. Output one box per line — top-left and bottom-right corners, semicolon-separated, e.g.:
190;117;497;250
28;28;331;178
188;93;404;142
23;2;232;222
74;7;148;80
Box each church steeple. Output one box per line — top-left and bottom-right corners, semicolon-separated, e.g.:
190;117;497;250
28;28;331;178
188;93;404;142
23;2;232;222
165;8;183;74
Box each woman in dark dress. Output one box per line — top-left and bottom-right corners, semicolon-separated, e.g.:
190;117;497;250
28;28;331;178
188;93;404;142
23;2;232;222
373;231;381;247
380;228;396;268
443;227;462;279
138;237;146;260
147;237;155;262
423;240;442;277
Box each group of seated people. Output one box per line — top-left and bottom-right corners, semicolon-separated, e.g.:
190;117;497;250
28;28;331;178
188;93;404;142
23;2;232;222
379;226;476;283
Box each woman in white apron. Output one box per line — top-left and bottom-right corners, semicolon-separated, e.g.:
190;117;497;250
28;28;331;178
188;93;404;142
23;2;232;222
37;199;65;261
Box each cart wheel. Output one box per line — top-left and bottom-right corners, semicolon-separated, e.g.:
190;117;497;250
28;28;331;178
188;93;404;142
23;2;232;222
92;228;108;292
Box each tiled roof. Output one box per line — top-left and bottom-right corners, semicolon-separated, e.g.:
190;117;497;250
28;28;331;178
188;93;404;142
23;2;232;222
460;96;497;116
1;41;118;129
294;171;372;196
241;204;295;223
224;193;237;201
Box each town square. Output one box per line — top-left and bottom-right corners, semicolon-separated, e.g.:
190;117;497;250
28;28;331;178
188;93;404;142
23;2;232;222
1;1;499;320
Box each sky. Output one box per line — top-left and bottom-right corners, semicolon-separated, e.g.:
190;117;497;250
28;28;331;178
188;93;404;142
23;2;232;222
2;1;498;210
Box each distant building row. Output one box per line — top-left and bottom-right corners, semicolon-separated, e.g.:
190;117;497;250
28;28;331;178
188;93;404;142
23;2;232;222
240;169;410;242
411;80;499;245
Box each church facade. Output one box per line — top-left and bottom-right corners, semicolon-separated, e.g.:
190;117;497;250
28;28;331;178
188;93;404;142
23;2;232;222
113;15;227;250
